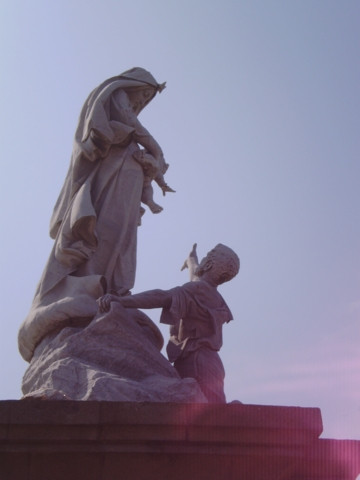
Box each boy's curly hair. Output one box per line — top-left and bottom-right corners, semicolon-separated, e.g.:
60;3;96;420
208;244;240;285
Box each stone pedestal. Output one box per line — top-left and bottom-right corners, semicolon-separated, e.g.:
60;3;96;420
0;400;359;479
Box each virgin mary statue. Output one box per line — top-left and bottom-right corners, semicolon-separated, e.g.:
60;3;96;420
19;68;166;362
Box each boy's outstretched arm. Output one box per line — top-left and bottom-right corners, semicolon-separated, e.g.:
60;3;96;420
97;289;172;313
181;243;200;282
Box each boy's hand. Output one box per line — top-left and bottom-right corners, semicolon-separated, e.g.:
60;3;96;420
189;243;198;259
181;243;198;271
97;294;119;313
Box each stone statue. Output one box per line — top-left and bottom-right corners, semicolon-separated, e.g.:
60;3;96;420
18;68;207;403
18;68;173;363
97;243;240;403
18;68;238;404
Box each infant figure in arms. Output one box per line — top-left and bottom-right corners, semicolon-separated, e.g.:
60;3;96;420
98;243;240;403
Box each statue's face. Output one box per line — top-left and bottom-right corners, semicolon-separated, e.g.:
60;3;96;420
128;87;155;114
195;248;216;277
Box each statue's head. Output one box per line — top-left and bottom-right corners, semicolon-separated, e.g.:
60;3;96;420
196;244;240;285
118;67;166;114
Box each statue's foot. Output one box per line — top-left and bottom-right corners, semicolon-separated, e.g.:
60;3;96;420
149;203;163;214
161;184;176;195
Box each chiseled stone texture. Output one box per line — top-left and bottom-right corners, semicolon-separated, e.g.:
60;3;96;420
1;401;359;480
21;304;206;403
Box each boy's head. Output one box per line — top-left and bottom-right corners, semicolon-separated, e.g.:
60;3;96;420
196;244;240;285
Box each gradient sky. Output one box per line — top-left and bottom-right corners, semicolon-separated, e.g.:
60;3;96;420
0;0;359;440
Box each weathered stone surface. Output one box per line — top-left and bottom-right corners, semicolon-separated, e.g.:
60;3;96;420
1;401;359;480
17;70;240;406
18;68;170;363
21;304;206;402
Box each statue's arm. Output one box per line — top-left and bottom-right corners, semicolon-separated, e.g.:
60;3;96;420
97;289;172;313
111;89;164;159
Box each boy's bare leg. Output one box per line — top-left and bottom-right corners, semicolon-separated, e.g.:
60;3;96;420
142;183;163;213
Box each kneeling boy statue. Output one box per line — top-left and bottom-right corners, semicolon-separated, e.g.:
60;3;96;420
97;243;240;403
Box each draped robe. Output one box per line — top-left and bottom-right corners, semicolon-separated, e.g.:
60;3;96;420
19;68;163;361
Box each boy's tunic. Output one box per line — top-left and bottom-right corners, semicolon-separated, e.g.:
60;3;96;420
160;280;233;402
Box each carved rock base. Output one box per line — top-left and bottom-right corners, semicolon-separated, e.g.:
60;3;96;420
21;304;206;403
